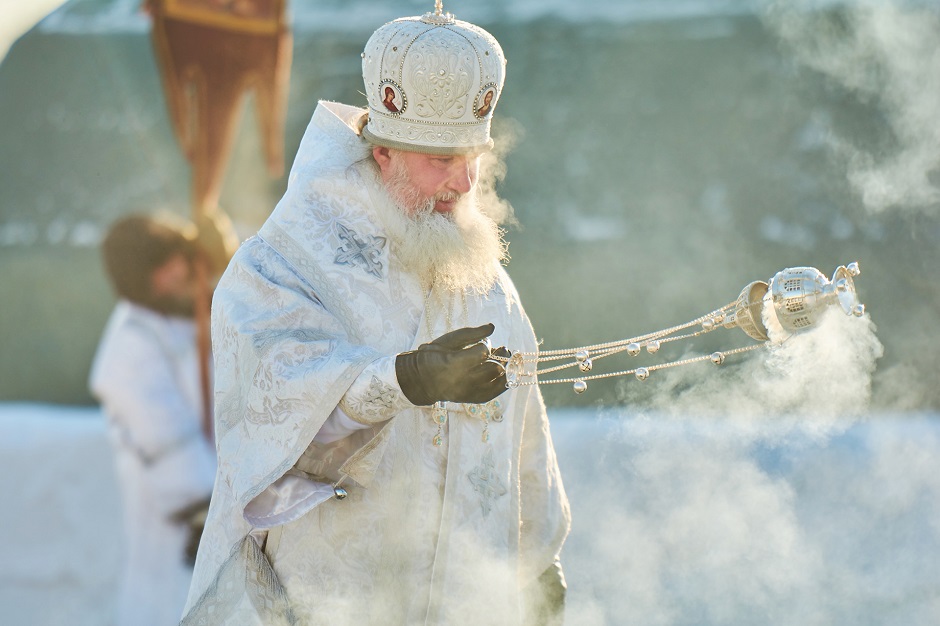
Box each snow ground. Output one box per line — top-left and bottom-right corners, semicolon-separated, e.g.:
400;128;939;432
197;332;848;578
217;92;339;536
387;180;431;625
0;404;120;625
3;403;940;625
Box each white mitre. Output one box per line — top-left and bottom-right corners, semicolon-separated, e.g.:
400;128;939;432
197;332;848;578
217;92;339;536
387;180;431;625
360;2;506;155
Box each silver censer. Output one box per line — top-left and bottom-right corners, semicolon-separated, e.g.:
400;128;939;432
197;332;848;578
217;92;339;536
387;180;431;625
725;262;865;341
498;262;866;393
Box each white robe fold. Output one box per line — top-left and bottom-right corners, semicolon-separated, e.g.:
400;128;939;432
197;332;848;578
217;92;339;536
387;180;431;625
182;101;570;626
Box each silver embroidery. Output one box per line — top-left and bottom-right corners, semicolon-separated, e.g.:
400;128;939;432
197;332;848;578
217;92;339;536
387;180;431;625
181;536;297;625
362;376;398;409
342;375;400;422
410;48;472;119
467;447;507;517
334;222;386;279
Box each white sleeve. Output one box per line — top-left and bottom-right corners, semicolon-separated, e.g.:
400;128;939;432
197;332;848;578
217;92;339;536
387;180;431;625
245;356;410;527
312;404;372;444
243;406;369;529
336;355;411;425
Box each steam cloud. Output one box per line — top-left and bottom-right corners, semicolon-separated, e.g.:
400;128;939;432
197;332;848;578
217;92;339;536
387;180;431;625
764;0;940;214
551;308;940;623
550;3;940;619
477;119;523;228
628;307;883;434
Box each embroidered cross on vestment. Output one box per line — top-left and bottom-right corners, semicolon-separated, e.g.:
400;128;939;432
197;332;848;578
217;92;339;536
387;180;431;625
334;222;386;278
467;447;507;517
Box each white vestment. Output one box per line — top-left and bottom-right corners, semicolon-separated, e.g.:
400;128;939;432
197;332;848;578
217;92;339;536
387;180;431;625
89;300;217;626
181;101;570;626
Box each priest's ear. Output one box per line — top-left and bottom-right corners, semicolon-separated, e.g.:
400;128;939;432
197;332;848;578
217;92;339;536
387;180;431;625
372;146;395;176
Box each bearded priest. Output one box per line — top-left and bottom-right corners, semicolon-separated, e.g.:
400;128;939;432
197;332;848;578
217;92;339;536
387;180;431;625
181;5;571;625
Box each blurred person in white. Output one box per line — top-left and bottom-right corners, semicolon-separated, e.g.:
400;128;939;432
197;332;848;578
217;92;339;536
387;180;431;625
89;210;237;626
181;4;570;626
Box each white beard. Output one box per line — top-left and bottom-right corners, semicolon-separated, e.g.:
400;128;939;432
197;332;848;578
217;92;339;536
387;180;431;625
370;160;508;295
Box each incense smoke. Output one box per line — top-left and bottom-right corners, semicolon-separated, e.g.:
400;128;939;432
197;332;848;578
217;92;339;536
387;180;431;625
620;306;883;434
551;308;940;624
764;0;940;215
549;3;940;621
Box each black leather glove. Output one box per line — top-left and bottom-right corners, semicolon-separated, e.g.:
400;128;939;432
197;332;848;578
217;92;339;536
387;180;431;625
395;323;509;406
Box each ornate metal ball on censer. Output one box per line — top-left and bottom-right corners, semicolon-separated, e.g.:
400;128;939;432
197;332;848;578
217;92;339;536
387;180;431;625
491;262;865;394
